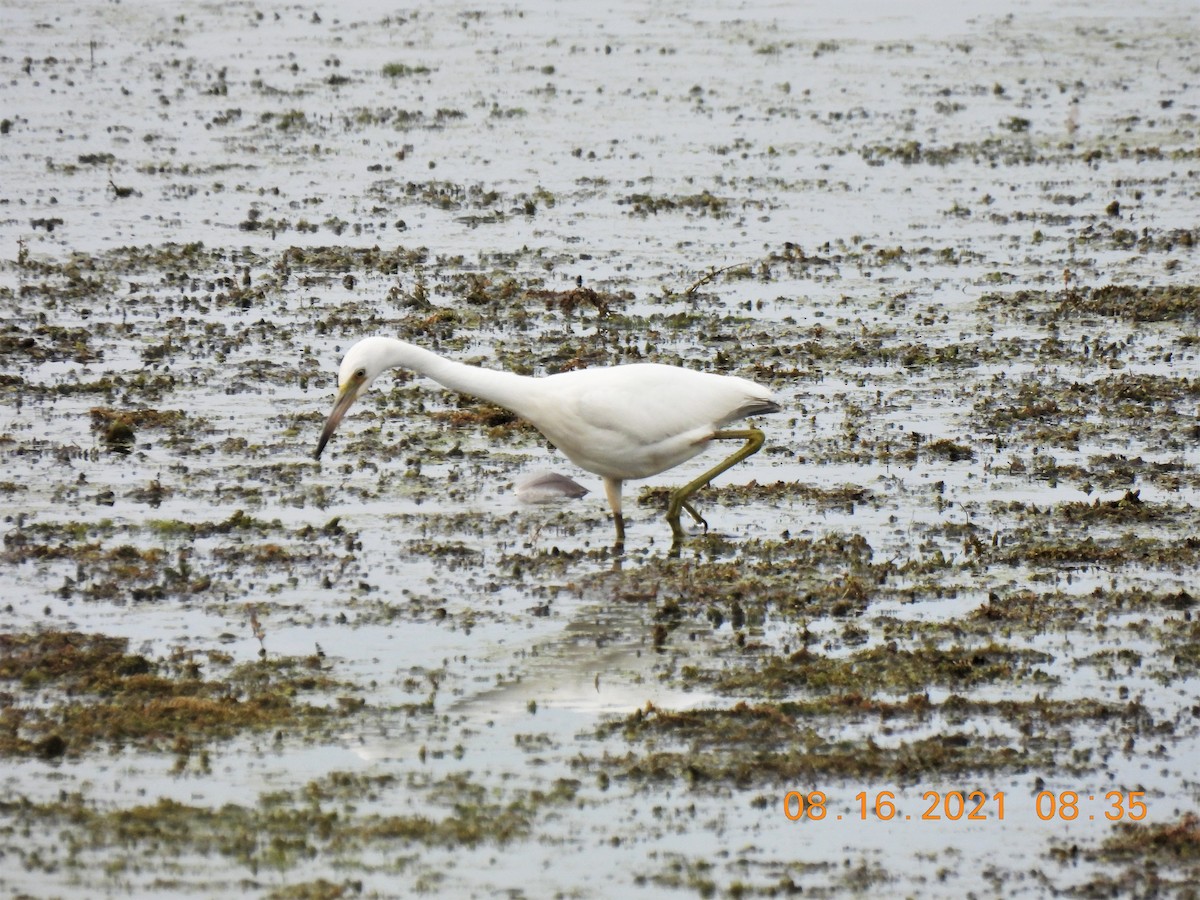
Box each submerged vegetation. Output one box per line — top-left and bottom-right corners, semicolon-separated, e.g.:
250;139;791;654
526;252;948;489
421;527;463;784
0;630;355;758
0;770;577;891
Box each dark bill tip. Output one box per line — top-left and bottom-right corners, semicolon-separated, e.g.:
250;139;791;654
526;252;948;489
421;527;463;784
314;385;356;461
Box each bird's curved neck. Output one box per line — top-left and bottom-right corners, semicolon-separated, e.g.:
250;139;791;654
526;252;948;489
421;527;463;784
381;339;538;414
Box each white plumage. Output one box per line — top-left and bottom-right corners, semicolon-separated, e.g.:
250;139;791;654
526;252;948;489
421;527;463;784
315;336;780;546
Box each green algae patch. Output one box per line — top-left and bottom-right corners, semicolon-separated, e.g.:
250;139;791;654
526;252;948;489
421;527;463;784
0;631;358;758
690;643;1057;697
2;513;356;604
588;694;1150;789
993;530;1200;569
585;725;1045;786
602;695;1147;747
981;284;1200;324
1056;284;1200;323
0;323;98;364
618;190;730;217
974;371;1200;451
381;62;432;78
89;406;193;453
1093;813;1200;865
997;490;1177;526
1049;814;1200;896
265;881;364;900
645;480;874;513
0;771;577;887
89;407;190;432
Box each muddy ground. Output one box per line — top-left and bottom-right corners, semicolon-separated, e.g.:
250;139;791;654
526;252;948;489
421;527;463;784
1;0;1199;896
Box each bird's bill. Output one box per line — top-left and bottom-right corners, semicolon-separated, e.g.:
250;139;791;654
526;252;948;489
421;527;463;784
314;384;359;459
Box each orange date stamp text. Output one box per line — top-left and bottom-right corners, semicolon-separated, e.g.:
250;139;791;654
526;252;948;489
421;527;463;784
782;790;1148;823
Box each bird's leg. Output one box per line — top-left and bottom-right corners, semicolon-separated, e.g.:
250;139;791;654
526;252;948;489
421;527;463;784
603;476;625;548
667;428;766;543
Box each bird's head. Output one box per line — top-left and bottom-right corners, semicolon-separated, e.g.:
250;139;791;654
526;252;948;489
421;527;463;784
313;338;392;459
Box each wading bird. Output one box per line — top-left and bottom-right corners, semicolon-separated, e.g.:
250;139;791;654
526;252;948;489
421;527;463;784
314;337;781;548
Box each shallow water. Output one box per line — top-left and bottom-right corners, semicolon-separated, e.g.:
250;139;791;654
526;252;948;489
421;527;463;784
2;0;1200;895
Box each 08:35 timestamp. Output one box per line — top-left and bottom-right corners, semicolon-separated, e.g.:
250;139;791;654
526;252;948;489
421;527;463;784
783;790;1148;822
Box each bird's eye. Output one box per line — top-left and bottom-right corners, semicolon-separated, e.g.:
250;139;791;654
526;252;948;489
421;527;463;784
355;368;366;379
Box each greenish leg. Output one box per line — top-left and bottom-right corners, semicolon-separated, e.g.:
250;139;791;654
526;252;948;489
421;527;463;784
666;428;766;544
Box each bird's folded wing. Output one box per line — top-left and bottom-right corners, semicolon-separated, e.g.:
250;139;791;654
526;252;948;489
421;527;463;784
571;369;767;444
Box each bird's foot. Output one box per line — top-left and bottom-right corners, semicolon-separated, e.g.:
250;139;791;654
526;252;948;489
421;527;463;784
681;500;708;532
612;511;626;547
666;493;707;545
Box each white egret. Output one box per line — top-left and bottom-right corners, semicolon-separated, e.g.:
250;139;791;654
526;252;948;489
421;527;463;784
314;337;781;547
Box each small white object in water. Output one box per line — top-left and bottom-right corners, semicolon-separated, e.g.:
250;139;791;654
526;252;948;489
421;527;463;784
515;471;590;504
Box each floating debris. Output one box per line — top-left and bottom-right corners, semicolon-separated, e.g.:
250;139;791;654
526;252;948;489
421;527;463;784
514;471;590;504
